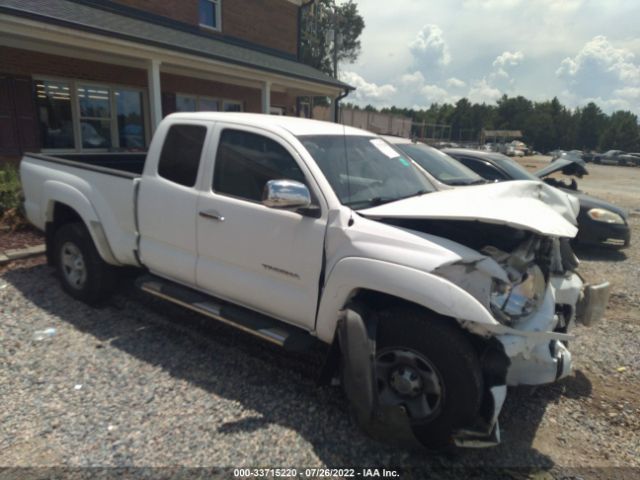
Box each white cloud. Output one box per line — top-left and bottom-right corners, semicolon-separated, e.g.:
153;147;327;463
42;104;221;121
421;84;450;102
557;36;640;111
409;24;451;68
339;71;397;106
462;0;522;9
557;36;640;90
493;51;524;69
467;79;502;104
446;77;466;89
614;87;640;100
489;51;524;90
400;71;426;88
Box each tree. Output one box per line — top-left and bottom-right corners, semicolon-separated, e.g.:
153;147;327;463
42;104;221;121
300;0;365;77
600;111;640;151
577;103;607;150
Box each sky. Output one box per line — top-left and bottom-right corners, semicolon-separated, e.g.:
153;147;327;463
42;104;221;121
339;0;640;114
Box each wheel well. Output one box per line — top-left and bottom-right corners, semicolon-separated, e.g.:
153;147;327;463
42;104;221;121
45;202;84;265
319;289;509;390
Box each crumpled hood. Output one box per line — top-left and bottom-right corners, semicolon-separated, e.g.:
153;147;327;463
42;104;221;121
359;180;579;238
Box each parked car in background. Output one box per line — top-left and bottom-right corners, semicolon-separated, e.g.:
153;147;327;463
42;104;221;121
443;149;631;249
593;150;639;166
382;136;485;188
506;145;525;157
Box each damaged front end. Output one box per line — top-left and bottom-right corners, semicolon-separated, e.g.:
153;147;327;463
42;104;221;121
434;232;609;445
339;218;609;449
333;181;610;449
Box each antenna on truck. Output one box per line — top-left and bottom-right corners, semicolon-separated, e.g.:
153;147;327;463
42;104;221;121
342;123;354;226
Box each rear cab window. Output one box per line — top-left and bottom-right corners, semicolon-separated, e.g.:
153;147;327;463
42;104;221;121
158;124;207;187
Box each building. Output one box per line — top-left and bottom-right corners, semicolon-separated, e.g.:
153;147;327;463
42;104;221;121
0;0;352;162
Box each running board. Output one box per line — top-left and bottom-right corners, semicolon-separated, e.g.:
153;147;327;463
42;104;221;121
135;275;316;351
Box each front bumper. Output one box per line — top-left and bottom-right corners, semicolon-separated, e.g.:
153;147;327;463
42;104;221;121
575;216;631;249
576;281;611;326
497;274;609;386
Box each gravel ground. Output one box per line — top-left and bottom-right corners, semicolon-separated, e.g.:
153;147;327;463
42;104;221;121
1;163;639;476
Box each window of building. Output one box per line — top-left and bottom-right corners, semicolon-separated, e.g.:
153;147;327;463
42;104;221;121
223;100;242;112
35;78;147;151
198;97;219;111
176;94;237;113
158;124;207;187
116;89;146;150
213;129;306;202
176;94;197;112
199;0;221;31
35;80;74;149
78;85;112;149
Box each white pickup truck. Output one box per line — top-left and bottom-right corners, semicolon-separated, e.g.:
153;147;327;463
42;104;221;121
21;113;609;449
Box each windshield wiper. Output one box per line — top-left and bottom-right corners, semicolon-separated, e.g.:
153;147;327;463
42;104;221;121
447;179;486;186
368;189;430;207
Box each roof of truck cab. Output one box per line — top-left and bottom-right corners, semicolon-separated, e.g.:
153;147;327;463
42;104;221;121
166;112;375;137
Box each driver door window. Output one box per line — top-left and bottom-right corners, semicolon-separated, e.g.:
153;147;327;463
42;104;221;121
213;129;306;202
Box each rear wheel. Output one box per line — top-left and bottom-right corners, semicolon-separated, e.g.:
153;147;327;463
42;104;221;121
53;222;117;304
374;307;483;448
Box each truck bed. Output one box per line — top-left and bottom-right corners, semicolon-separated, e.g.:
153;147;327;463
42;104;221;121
20;152;144;267
27;152;147;177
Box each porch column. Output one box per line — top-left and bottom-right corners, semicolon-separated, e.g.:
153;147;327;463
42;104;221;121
261;80;271;114
329;96;336;123
147;59;163;132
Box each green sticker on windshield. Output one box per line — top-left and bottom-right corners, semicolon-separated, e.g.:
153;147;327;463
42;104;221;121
398;157;410;167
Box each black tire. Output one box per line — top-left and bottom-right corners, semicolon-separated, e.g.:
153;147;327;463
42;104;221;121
53;222;117;304
375;307;483;449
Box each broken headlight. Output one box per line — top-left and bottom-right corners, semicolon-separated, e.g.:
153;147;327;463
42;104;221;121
490;264;546;323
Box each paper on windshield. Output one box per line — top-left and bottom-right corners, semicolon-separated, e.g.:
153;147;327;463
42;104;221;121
370;139;400;159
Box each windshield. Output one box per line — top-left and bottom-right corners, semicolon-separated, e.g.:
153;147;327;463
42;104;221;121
394;142;485;185
488;153;539;181
299;135;435;209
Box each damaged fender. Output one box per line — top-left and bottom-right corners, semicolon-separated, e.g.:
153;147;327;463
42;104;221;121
316;257;499;344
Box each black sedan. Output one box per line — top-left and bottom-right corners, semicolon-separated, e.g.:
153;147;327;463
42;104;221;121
442;148;631;249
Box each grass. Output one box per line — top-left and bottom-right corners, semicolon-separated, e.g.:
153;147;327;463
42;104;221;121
0;163;27;229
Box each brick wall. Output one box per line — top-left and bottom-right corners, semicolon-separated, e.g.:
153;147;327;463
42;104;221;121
161;73;262;112
111;0;298;55
222;0;298;55
0;47;147;86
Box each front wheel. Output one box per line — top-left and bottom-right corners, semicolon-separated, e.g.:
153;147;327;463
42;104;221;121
374;307;484;448
53;222;117;304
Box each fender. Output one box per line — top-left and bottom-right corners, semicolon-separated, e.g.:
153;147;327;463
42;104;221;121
315;257;499;343
43;180;119;266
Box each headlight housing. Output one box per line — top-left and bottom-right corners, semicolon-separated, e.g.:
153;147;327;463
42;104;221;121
587;208;625;225
490;264;546;324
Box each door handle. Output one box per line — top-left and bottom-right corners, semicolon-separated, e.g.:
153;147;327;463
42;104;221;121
199;210;225;222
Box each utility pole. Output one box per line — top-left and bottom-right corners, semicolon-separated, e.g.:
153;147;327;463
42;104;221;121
332;7;342;79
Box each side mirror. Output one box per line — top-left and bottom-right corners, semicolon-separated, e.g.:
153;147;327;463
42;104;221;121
262;179;312;210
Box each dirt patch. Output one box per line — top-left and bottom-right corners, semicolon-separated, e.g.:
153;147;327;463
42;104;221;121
0;226;44;252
